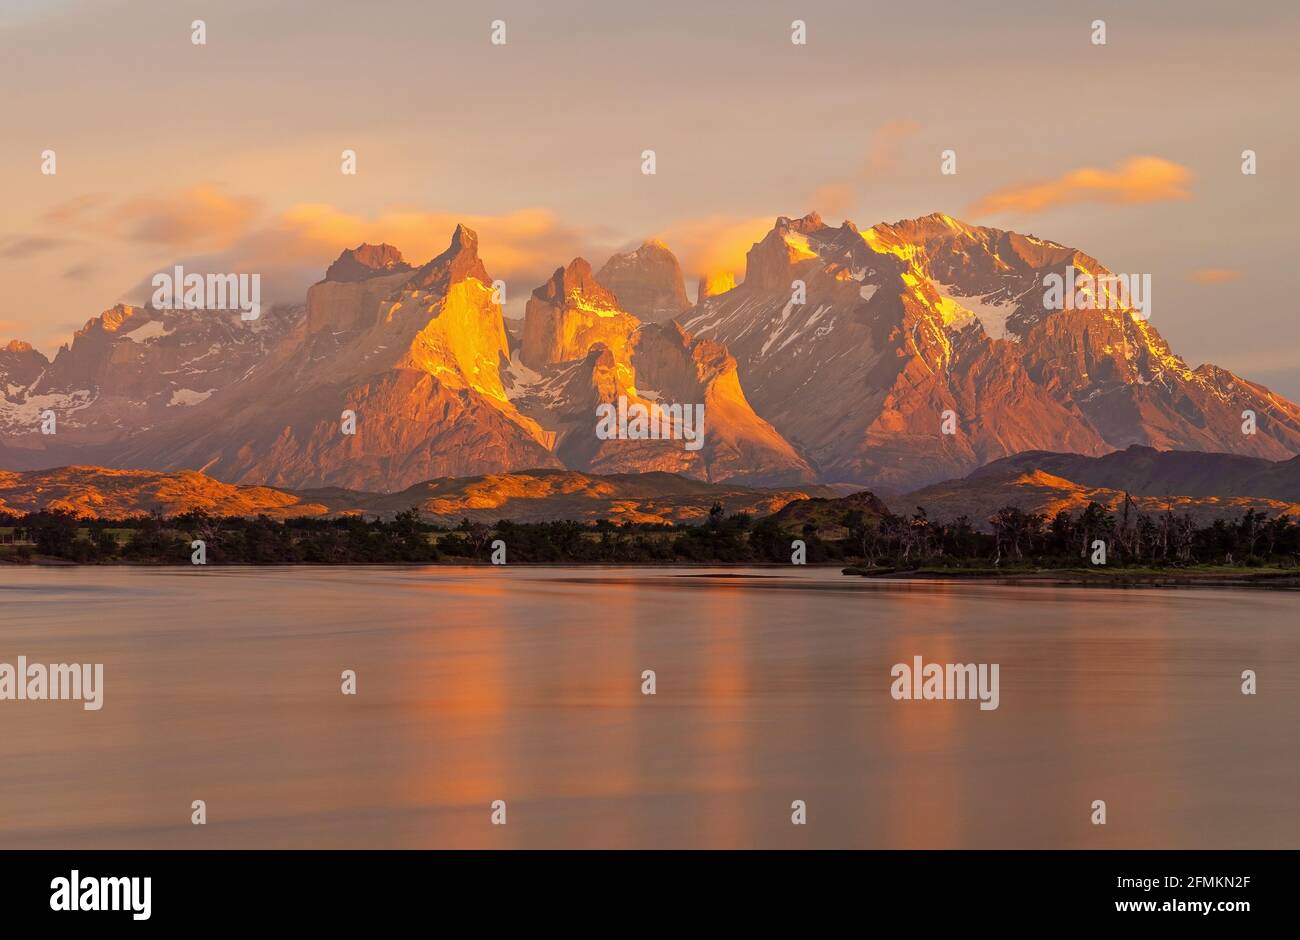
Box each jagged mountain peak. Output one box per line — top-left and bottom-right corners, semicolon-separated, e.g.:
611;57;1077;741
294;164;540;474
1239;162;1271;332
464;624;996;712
8;211;1300;497
774;210;826;233
449;222;476;250
535;257;620;310
405;224;490;293
868;213;1081;270
744;212;840;288
324;243;413;283
0;340;49;390
596;239;690;323
75;304;142;339
909;211;976;232
633;238;672;255
521;259;636;369
682;209;1300;489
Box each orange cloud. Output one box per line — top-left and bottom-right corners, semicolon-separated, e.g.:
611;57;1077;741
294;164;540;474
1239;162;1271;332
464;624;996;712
232;204;595;283
808;119;922;219
1188;268;1241;284
809;183;854;219
968;156;1194;216
652;215;775;282
44;186;260;251
119;201;605;316
863;119;921;176
0;236;64;259
115;185;261;250
42;193;109;225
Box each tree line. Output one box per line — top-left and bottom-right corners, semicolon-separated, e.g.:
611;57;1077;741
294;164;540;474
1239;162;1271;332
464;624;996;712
3;498;1298;568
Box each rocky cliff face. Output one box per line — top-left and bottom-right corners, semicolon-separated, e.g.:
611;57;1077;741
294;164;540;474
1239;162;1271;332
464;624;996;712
595;240;690;322
323;243;413;283
6;213;1300;494
307;243;416;335
0;340;47;388
511;260;815;484
631;322;812;484
683;211;1300;489
112;227;560;490
0;301;302;468
521;258;640;369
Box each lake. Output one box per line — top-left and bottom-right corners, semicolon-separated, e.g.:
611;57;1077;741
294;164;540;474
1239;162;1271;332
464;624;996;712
1;566;1297;848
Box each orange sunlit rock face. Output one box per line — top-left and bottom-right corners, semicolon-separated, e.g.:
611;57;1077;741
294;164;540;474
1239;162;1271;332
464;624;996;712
521;258;639;369
3;214;1300;498
681;211;1300;492
512;258;815;484
697;272;736;302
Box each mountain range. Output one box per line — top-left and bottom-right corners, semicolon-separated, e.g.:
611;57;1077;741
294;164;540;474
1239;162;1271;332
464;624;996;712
10;445;1297;530
4;211;1299;499
887;445;1300;529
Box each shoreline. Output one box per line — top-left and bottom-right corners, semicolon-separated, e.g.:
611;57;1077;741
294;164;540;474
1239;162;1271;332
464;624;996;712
843;565;1300;590
5;557;1299;589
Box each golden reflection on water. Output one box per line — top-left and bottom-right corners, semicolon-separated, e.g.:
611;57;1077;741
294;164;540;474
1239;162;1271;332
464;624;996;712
0;567;1297;849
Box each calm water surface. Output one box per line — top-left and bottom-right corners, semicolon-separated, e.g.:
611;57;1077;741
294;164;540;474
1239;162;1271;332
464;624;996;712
1;566;1297;848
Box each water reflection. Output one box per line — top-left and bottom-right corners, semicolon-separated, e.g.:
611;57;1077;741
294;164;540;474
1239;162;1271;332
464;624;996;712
0;567;1296;848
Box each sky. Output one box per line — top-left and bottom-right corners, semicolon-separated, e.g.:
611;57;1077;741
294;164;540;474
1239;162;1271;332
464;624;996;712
2;0;1298;395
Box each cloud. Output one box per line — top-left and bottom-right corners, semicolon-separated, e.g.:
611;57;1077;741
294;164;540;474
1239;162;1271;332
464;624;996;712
1208;344;1300;379
809;183;854;220
1188;268;1241;284
652;215;776;281
113;186;261;250
808;119;922;219
863;119;921;177
117;202;607;317
0;236;65;260
256;204;595;281
0;0;84;31
42;193;109;225
968;156;1194;216
44;186;260;251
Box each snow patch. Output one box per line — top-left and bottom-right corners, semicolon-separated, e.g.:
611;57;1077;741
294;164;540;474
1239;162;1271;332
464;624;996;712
934;283;1018;342
0;389;95;428
504;351;544;401
123;319;173;342
760;301;798;356
168;387;215;407
778;304;831;352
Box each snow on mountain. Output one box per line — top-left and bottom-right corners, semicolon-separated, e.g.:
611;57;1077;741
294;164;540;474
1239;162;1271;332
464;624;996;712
683;211;1300;489
5;213;1299;493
